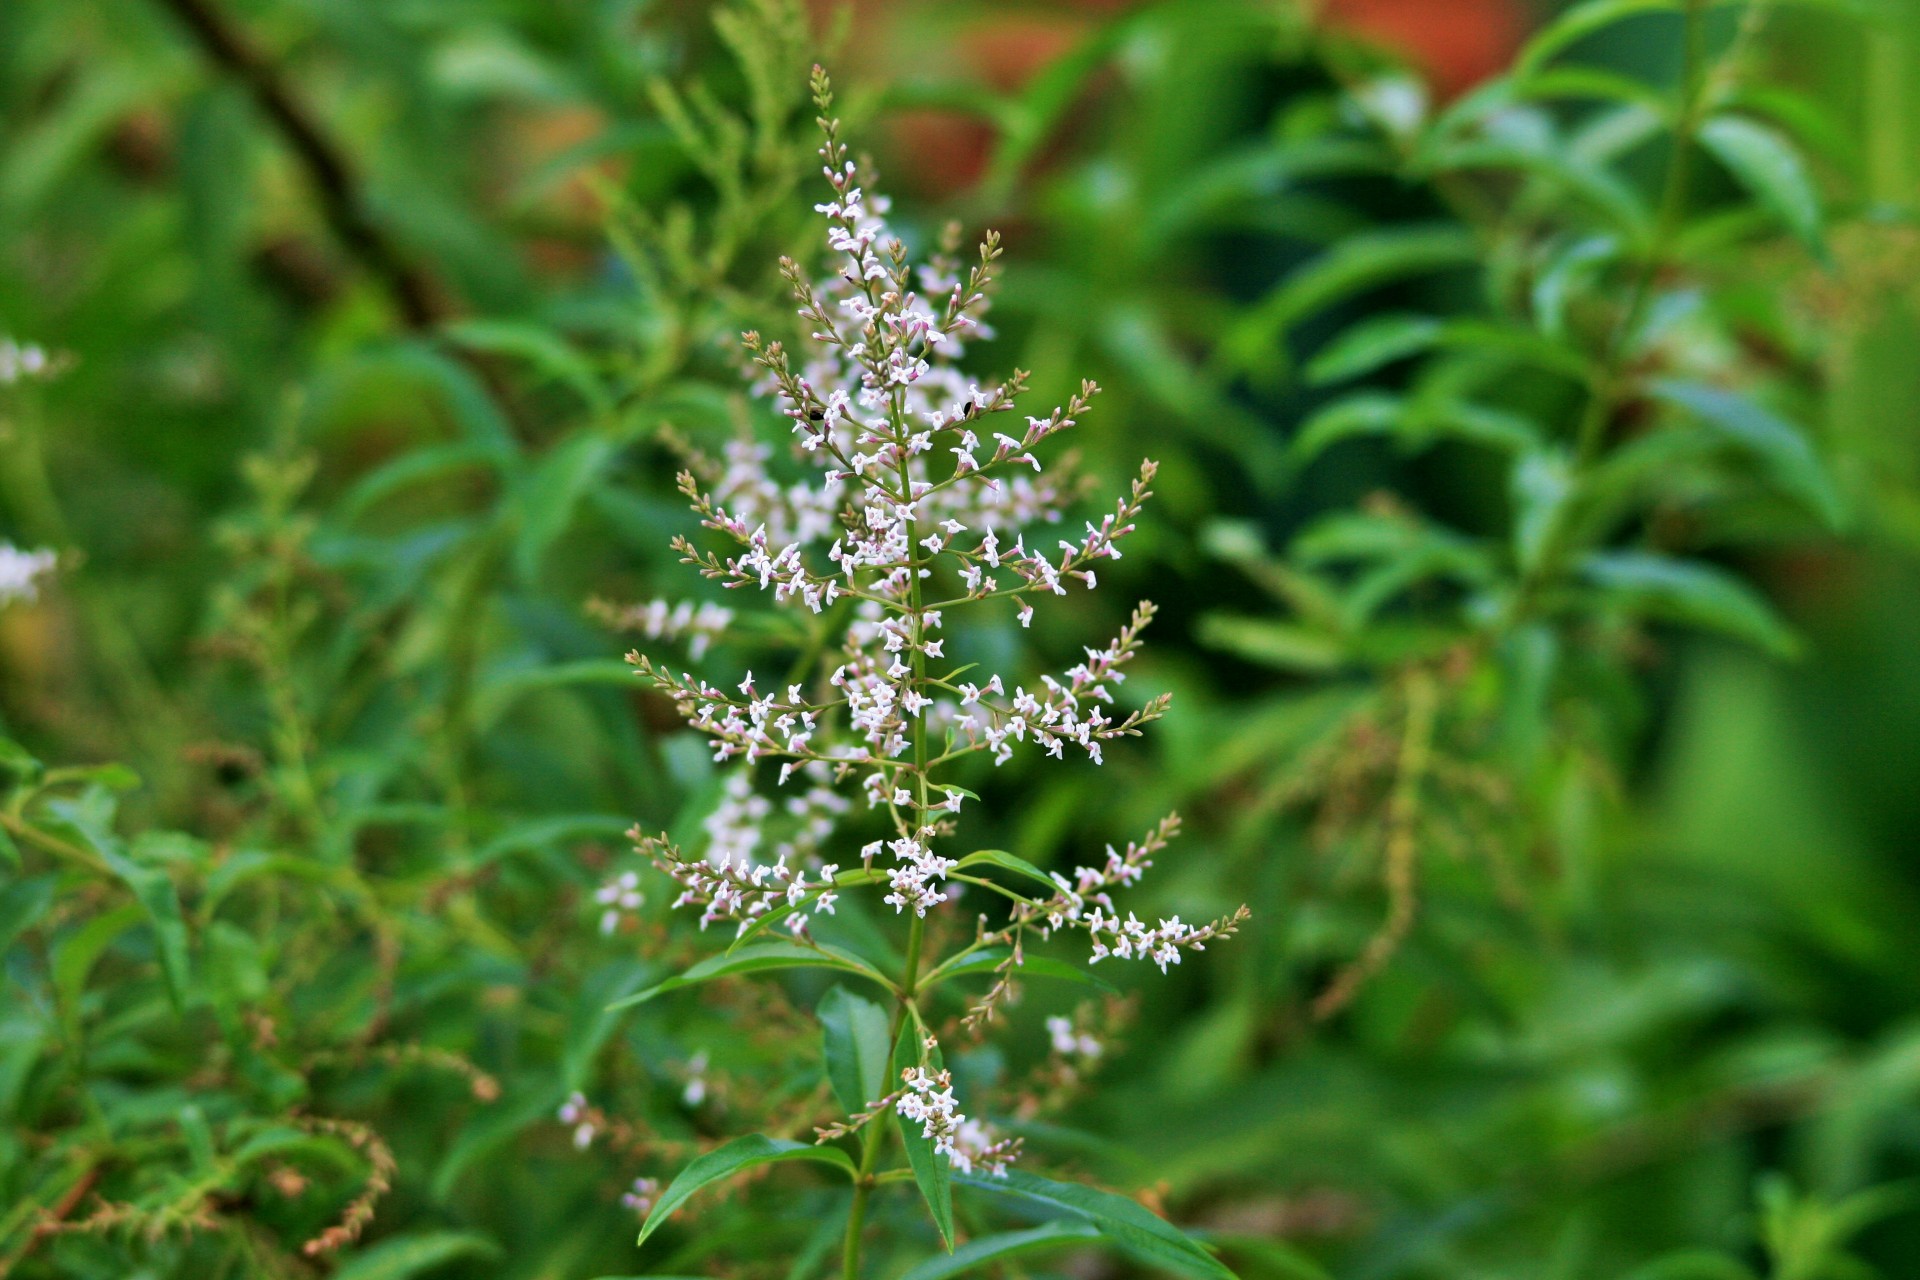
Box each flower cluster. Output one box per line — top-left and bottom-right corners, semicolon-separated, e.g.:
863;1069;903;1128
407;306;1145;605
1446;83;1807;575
895;1065;1017;1177
0;337;61;385
591;596;733;660
593;870;644;937
619;68;1244;1185
630;826;842;937
0;545;56;607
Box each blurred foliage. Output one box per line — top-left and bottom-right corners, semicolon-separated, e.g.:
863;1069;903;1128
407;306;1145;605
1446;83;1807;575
5;0;1920;1277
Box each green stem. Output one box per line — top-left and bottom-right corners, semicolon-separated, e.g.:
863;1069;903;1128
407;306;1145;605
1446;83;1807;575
1497;0;1714;632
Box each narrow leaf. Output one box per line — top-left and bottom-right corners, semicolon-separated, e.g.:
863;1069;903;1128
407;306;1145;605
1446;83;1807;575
638;1135;854;1247
1581;551;1800;658
332;1231;503;1280
952;849;1059;894
893;1019;955;1250
818;986;891;1115
1650;380;1845;527
956;1169;1237;1280
898;1221;1102;1280
608;942;893;1011
1698;114;1824;251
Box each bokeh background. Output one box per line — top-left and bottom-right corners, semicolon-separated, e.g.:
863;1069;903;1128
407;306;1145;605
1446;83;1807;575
6;0;1920;1277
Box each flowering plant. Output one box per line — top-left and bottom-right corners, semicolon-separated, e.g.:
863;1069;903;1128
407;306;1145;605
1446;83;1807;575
611;68;1245;1277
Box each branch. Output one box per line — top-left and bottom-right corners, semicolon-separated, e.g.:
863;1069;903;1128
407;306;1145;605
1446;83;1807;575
153;0;448;329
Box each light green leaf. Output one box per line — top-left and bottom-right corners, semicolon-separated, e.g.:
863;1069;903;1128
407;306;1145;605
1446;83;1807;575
1581;551;1800;658
952;849;1058;894
1306;315;1441;385
1196;615;1345;673
893;1019;955;1251
608;941;894;1011
898;1221;1102;1280
1650;380;1845;527
1697;115;1824;251
955;1169;1237;1280
637;1135;854;1247
1291;394;1403;464
331;1231;503;1280
1511;448;1575;575
818;985;892;1115
926;947;1118;994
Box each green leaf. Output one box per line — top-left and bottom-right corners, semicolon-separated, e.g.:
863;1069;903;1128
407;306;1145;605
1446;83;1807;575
331;1231;503;1280
45;790;194;1011
898;1221;1102;1280
955;1169;1237;1280
1511;448;1575;575
99;846;193;1012
337;441;508;526
1228;226;1477;375
1196;615;1345;673
952;849;1059;895
637;1135;854;1247
1649;380;1845;528
1514;0;1682;78
514;432;618;582
1697;115;1824;252
1292;394;1403;464
893;1019;955;1251
1306;315;1441;385
444;319;609;415
927;947;1118;994
1581;551;1800;658
53;903;142;1030
817;985;891;1114
0;875;55;954
607;942;893;1011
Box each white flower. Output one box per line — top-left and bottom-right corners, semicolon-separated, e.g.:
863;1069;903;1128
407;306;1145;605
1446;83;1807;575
0;545;56;607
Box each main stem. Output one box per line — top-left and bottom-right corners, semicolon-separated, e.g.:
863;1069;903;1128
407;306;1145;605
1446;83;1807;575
843;381;933;1280
1496;0;1712;631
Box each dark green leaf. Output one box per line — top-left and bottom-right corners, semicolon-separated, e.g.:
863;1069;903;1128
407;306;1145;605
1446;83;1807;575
1514;0;1682;78
818;985;892;1115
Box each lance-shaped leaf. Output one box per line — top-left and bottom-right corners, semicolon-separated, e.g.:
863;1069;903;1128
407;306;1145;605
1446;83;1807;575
952;848;1058;895
955;1169;1238;1280
893;1018;955;1251
636;1135;855;1247
1581;551;1800;658
818;985;892;1115
923;946;1118;994
607;941;894;1011
898;1221;1102;1280
1649;380;1845;528
1698;114;1824;253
